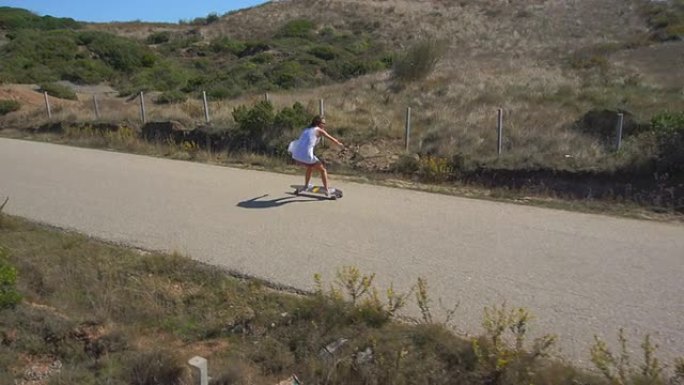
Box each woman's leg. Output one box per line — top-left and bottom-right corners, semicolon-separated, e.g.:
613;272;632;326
304;165;314;187
313;162;329;191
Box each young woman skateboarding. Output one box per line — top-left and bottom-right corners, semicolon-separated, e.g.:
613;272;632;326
288;115;344;197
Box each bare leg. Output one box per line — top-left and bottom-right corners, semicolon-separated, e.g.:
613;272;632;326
314;163;329;191
304;166;313;188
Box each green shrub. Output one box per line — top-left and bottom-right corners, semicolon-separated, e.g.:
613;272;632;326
473;304;556;385
146;31;171;45
0;99;20;115
269;61;303;89
650;111;684;171
40;83;77;100
641;0;684;41
155;90;187;104
232;100;275;146
309;45;339;60
277;19;315;38
392;154;420;174
0;248;22;310
274;102;309;131
77;31;156;72
0;7;81;30
206;12;220;24
210;36;246;55
392;38;447;83
125;349;187;385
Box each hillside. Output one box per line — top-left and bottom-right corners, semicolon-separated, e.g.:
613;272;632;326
0;0;683;212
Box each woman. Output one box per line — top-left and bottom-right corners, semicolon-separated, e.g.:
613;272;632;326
288;116;344;197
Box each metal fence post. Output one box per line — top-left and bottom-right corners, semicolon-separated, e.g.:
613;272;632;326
497;108;503;156
405;107;412;152
139;91;146;124
43;91;51;118
615;112;624;151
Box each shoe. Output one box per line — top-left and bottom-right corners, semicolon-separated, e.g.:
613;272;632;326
326;187;335;198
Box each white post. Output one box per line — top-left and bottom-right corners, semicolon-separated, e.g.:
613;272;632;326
405;107;412;152
264;93;269;102
44;91;51;118
497;108;503;156
139;91;146;124
93;94;100;119
188;356;208;385
615;112;624;151
202;91;210;123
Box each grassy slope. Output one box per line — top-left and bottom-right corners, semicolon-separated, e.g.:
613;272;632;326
2;0;682;163
0;0;682;214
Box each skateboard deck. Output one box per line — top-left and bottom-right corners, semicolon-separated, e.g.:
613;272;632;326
290;185;343;199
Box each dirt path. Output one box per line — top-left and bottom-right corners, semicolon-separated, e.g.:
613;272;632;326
1;137;682;367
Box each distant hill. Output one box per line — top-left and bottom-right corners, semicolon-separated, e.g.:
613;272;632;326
0;1;682;199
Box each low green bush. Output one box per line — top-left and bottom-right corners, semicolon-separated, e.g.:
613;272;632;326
145;31;170;45
392;38;447;83
0;7;81;30
277;19;315;39
0;248;21;310
155;90;187;104
40;83;77;100
650;111;684;171
0;99;20;115
125;349;187;385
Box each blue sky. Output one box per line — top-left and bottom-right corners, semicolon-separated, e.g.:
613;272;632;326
1;0;269;23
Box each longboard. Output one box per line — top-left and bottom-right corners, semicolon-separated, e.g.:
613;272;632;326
290;185;343;200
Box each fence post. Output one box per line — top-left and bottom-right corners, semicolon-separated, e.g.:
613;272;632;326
497;108;503;156
188;356;209;385
615;112;624;151
405;107;412;152
43;91;51;119
92;95;100;120
264;93;269;102
202;91;210;123
139;91;146;124
319;98;326;145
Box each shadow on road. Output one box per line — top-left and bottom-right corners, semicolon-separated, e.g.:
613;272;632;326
237;193;325;209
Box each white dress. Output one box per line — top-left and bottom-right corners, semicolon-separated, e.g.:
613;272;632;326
288;127;320;164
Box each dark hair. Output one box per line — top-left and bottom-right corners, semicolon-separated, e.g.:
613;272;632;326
311;115;324;127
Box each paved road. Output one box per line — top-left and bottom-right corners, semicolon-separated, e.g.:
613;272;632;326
1;137;683;367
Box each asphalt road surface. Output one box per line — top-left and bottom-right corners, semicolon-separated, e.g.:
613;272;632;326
1;137;682;367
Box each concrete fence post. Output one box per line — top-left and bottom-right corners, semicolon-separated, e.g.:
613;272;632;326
43;91;51;118
615;112;624;151
405;107;412;152
202;91;210;123
497;108;504;156
188;356;209;385
139;91;146;124
92;94;100;120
